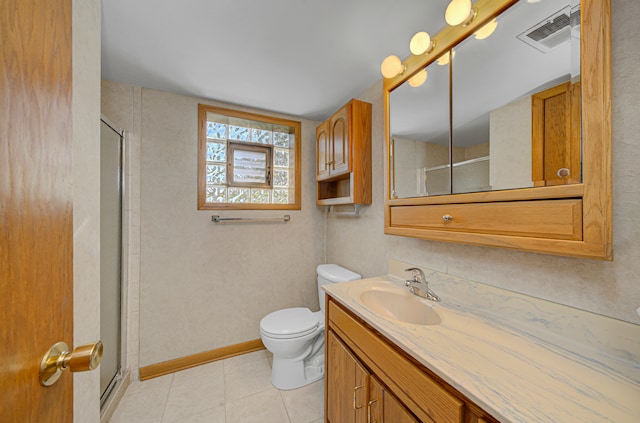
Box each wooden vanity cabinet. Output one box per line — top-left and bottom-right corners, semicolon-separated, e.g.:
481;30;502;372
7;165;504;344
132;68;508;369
325;297;498;423
316;99;372;206
326;330;417;423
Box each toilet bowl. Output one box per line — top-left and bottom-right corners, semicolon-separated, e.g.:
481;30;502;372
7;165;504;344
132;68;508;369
260;264;361;390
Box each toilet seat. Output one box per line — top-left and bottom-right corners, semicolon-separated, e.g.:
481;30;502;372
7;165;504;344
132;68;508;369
260;307;319;339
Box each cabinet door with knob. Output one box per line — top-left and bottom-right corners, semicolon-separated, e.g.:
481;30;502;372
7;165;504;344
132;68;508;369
326;330;369;423
532;81;581;187
329;105;351;177
316;104;352;182
316;120;331;180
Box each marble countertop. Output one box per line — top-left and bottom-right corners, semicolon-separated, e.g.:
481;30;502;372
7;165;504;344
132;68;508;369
323;260;640;423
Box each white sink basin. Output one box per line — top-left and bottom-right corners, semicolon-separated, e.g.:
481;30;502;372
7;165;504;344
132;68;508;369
359;286;441;325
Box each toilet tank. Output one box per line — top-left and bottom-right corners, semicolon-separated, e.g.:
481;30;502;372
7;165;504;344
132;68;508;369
317;264;361;314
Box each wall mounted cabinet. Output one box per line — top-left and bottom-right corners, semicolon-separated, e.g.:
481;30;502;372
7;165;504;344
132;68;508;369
316;99;372;206
383;0;611;259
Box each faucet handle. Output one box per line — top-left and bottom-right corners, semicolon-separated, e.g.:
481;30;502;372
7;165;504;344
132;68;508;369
404;267;426;284
404;267;440;302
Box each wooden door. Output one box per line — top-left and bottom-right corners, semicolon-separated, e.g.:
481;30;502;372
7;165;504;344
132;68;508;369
0;0;74;421
326;331;369;423
316;120;330;180
532;81;581;186
330;105;351;177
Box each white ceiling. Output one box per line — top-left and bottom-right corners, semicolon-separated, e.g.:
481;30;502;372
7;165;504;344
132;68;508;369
101;0;450;121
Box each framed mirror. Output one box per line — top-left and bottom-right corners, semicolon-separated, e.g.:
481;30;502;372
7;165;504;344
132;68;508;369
390;0;582;199
383;0;611;259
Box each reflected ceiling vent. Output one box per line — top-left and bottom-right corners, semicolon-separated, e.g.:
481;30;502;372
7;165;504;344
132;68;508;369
517;6;580;53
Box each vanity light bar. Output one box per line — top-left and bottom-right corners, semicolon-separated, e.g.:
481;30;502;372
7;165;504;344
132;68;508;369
380;0;479;82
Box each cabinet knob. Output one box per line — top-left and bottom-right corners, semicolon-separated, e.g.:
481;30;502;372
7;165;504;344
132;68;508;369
442;214;453;222
557;168;571;178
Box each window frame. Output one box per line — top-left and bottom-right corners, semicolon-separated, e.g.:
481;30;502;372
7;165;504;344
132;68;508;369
227;142;273;189
197;104;302;210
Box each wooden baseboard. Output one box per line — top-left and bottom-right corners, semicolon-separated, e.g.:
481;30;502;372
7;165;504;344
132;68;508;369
139;339;265;381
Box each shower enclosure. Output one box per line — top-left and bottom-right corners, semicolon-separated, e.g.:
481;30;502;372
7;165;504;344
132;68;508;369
100;117;124;407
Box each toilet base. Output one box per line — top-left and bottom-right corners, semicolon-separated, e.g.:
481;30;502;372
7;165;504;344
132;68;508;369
270;353;325;390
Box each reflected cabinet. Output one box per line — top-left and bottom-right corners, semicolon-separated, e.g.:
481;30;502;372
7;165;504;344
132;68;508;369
384;0;611;259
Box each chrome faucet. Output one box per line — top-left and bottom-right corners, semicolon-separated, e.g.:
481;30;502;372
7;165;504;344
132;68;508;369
404;267;440;302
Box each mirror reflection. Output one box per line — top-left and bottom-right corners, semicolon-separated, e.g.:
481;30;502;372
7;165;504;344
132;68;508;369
390;0;581;199
391;55;450;198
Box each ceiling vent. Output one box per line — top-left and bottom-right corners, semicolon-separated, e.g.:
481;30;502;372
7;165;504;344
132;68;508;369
517;6;580;53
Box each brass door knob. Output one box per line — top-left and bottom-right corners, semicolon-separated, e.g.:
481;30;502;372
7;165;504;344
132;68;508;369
39;340;103;386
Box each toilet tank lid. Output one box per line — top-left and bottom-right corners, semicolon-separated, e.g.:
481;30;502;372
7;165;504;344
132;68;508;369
316;264;361;282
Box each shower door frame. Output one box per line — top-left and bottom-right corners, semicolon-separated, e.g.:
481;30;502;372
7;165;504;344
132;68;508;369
100;115;125;408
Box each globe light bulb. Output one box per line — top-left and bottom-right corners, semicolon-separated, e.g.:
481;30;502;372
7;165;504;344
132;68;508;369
410;32;434;56
445;0;473;26
380;55;405;78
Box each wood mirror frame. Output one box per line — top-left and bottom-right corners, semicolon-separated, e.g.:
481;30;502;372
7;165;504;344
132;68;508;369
384;0;611;260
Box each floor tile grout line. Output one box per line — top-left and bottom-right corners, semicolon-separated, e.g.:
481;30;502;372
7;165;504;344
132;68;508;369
159;373;175;423
278;389;293;423
223;355;229;423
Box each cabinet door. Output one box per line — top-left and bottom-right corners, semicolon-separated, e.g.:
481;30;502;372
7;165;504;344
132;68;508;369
532;81;581;187
369;377;419;423
330;105;351;177
327;330;369;423
316;120;330;180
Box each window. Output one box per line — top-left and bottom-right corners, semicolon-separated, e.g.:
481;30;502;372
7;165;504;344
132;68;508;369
227;142;272;188
198;104;301;210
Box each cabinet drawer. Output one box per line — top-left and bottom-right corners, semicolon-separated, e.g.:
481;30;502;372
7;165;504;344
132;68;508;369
329;301;464;423
390;199;582;240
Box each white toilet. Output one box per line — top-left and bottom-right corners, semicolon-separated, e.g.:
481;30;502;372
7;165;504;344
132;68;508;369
259;264;361;390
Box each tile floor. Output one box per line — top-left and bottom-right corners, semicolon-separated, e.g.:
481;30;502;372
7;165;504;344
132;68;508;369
109;350;324;423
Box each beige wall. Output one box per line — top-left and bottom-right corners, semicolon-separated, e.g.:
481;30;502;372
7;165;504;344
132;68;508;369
73;0;101;420
102;83;325;367
328;0;640;326
490;95;532;190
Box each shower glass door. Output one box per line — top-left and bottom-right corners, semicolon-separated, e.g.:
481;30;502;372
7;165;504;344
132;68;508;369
100;118;124;406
